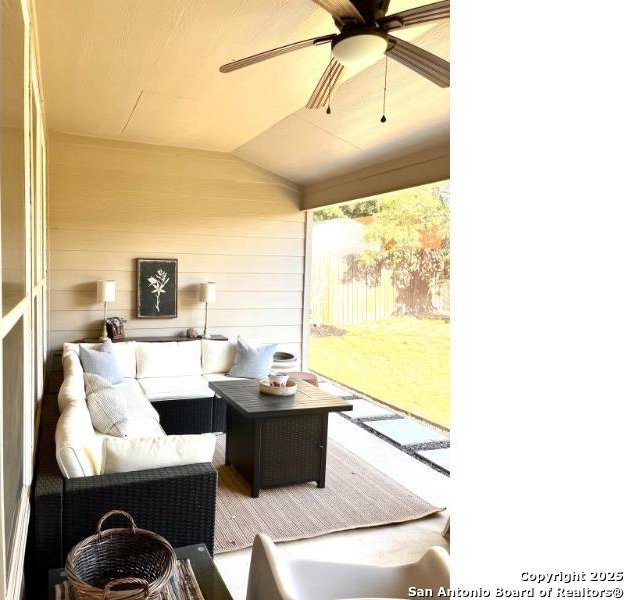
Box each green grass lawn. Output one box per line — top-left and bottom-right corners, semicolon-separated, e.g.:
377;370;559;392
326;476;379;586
309;316;449;428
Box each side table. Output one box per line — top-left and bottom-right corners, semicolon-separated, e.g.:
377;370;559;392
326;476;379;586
48;543;233;600
210;378;352;497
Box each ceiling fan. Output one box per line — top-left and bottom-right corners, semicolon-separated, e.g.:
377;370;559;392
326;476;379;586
219;0;450;110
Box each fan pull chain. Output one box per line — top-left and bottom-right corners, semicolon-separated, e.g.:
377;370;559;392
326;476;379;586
326;76;332;114
381;55;388;123
326;53;332;115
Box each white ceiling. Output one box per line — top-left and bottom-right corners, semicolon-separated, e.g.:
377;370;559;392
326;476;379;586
35;0;449;185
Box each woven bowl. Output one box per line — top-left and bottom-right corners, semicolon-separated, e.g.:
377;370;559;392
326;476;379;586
259;379;297;396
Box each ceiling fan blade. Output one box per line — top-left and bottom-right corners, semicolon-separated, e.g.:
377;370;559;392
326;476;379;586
311;0;365;23
386;35;449;87
220;34;335;73
380;0;449;31
306;58;345;109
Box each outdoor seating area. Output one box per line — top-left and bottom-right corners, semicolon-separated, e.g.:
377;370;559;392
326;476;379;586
3;0;620;594
1;0;451;597
31;338;449;597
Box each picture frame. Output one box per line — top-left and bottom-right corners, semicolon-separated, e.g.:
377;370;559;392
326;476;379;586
136;258;178;318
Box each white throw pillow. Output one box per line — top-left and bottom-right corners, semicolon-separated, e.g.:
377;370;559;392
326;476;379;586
136;341;202;378
80;341;123;384
201;339;237;374
101;434;217;475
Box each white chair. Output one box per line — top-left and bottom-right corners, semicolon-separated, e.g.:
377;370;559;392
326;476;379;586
246;533;450;600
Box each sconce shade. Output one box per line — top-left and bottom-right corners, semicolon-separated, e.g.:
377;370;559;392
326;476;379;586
97;280;116;303
200;281;217;304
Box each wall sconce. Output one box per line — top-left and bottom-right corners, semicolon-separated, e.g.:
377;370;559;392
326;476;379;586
199;281;217;337
96;280;116;341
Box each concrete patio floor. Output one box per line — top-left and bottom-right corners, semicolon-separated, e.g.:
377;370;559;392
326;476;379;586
214;397;450;600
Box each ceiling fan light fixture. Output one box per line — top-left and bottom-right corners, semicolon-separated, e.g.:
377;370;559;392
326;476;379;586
332;32;388;70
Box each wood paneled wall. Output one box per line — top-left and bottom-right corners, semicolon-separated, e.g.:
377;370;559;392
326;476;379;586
48;134;305;359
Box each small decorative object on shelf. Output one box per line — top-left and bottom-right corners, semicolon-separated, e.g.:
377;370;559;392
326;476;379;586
65;510;176;600
259;378;297;396
105;316;126;341
186;328;200;338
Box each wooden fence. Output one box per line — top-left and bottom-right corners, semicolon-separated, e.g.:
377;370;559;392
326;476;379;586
311;254;449;326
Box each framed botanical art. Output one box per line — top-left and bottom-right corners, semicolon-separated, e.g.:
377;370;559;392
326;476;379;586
136;258;178;318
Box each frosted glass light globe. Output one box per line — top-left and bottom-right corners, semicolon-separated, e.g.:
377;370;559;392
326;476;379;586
332;33;388;70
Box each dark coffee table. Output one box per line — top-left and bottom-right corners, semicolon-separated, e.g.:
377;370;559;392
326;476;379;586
48;544;233;599
209;379;352;497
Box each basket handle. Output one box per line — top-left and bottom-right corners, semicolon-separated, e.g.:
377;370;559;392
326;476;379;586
103;577;149;599
96;510;137;539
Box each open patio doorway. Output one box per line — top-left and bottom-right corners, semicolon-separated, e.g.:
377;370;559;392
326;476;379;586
309;181;450;429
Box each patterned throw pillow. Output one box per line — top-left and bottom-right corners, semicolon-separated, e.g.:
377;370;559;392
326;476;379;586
84;373;130;436
79;340;123;384
228;336;277;379
84;374;161;437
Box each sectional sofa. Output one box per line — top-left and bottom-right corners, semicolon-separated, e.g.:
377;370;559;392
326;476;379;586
31;338;257;591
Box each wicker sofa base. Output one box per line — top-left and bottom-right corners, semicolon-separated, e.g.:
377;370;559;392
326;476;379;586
153;395;227;434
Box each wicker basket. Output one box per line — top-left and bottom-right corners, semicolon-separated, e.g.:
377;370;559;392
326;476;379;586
65;510;176;599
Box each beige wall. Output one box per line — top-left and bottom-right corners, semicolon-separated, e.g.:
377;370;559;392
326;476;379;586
48;134;305;361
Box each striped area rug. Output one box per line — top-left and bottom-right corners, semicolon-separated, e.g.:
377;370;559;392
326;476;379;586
213;436;442;553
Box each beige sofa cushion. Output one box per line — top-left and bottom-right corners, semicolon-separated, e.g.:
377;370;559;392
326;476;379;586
201;339;237;374
138;375;212;401
107;341;137;379
136;341;202;378
119;379;161;421
93;422;166;475
59;348;87;412
55;403;101;478
101;433;217;475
